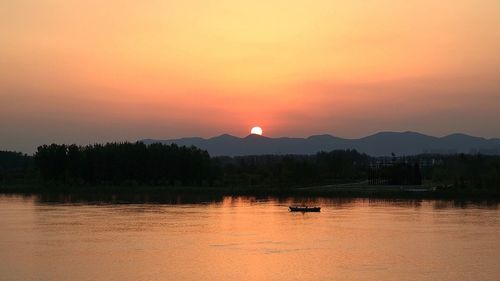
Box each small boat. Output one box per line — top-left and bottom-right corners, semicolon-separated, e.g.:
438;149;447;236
289;206;321;212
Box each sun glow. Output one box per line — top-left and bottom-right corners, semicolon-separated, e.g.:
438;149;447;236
250;126;263;135
1;0;499;153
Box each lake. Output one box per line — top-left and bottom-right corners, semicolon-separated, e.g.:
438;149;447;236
0;194;499;281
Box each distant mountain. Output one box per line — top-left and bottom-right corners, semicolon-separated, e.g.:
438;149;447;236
141;131;500;157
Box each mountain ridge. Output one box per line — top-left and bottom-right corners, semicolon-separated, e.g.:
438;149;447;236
141;132;500;156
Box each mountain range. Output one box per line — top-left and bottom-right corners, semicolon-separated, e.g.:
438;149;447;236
141;131;500;157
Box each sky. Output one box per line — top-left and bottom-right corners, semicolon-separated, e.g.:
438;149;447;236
1;0;499;153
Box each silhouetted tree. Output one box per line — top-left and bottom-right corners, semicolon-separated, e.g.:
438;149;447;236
34;142;212;186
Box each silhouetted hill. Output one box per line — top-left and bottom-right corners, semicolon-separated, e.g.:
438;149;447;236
141;131;500;156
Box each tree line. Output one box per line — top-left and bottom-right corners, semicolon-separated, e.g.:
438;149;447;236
1;143;499;191
213;149;371;187
0;151;33;182
31;143;371;187
427;153;500;190
34;143;213;185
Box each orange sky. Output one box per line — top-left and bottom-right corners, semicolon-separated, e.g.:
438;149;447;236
1;0;499;152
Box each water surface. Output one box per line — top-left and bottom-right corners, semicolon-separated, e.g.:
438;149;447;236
0;194;498;281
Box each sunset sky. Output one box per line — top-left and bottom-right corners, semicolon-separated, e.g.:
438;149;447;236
1;0;499;153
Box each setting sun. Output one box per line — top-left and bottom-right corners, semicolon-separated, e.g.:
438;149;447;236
250;126;263;135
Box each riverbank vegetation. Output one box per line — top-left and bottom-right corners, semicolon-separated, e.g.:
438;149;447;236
1;143;499;198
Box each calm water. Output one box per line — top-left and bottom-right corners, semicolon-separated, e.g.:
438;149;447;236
0;194;499;281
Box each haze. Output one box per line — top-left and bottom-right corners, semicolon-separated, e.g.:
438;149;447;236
1;0;499;153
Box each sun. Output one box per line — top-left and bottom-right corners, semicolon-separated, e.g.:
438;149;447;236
250;126;263;135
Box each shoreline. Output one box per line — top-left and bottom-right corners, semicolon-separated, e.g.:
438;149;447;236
1;183;499;201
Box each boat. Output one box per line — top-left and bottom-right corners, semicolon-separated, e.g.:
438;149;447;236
289;206;321;212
